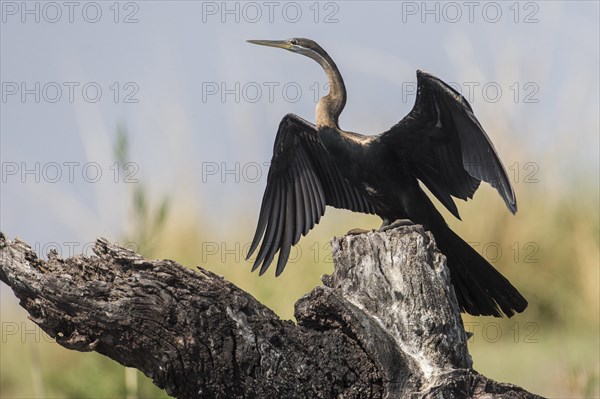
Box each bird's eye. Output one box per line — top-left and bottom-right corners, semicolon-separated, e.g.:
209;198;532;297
290;39;298;45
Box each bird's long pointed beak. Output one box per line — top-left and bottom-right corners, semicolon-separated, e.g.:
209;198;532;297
247;39;291;50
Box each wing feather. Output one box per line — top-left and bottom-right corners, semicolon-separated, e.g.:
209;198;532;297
276;185;295;276
247;113;375;275
248;184;272;257
380;70;516;217
297;162;313;236
291;164;304;244
252;184;281;271
298;151;318;227
260;184;286;275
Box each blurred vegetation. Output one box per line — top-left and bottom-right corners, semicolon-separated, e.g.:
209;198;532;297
115;123;170;259
1;120;598;398
0;125;173;399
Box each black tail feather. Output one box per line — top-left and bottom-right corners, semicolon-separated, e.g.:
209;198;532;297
433;225;528;317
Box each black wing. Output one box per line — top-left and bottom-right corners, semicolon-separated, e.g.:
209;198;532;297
380;70;516;219
247;113;374;276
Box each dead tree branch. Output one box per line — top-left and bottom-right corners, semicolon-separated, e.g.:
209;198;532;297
0;227;542;398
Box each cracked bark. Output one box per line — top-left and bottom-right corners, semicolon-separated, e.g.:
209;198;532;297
0;226;543;398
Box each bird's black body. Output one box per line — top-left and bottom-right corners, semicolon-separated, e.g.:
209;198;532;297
246;38;527;317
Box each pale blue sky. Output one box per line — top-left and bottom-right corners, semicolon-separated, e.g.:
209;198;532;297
1;0;598;250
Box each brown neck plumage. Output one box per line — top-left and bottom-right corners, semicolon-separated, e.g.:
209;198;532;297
317;67;346;128
301;48;347;128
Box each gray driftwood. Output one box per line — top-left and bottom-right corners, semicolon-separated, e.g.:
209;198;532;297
0;227;542;398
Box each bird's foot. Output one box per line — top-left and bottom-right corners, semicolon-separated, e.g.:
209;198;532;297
379;218;415;232
346;228;371;236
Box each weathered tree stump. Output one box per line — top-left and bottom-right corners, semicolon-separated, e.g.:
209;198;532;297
0;226;543;398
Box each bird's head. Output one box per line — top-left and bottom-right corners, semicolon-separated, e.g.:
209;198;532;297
247;37;345;127
247;38;334;69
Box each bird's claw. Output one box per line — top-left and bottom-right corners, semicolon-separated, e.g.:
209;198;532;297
346;228;372;236
379;218;415;232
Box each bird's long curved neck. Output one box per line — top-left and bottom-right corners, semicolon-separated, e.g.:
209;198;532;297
311;53;346;129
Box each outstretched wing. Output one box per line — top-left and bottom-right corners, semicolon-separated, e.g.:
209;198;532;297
247;113;374;276
380;70;516;219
